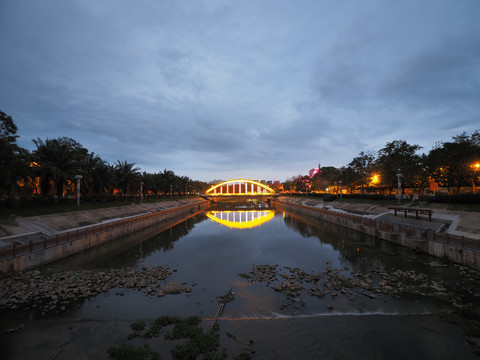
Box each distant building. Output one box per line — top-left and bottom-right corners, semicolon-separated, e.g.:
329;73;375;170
309;168;320;177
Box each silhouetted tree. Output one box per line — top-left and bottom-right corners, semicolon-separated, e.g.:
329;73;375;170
376;140;422;194
349;151;376;194
0;111;30;206
32;137;89;198
115;160;140;195
427;131;480;193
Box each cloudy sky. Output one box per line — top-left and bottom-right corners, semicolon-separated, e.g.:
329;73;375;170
1;0;479;182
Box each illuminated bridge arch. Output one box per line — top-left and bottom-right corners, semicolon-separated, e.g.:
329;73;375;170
206;210;275;229
205;179;275;196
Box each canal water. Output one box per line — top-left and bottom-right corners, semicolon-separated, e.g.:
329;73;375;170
2;202;479;359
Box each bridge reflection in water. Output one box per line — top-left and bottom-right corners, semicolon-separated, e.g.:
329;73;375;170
205;210;275;229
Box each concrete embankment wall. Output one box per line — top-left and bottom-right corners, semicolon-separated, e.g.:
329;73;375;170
278;198;480;269
0;199;209;273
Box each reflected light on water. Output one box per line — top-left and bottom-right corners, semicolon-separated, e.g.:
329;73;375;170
206;210;275;229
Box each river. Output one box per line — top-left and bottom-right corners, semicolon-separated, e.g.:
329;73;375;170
1;202;479;359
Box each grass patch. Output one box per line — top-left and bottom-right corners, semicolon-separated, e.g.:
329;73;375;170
109;315;251;360
217;290;235;304
235;353;252;360
454;304;480;321
0;195;197;218
144;315;180;338
226;331;237;341
440;311;458;325
130;320;146;332
107;343;160;360
463;320;480;337
439;304;480;356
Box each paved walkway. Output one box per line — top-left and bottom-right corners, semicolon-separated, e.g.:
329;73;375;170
280;197;480;240
0;199;205;246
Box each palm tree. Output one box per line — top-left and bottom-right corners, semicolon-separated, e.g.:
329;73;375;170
115;160;140;195
79;152;107;194
32;137;89;198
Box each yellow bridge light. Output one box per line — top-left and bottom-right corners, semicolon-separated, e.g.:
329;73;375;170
205;179;275;195
206;210;275;229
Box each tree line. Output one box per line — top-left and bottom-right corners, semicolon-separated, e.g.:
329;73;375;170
0;110;210;207
2;109;480;207
283;132;480;196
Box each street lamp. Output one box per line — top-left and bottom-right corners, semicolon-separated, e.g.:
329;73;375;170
75;175;83;206
396;172;403;204
170;184;173;198
472;163;480;192
140;182;144;202
339;180;343;200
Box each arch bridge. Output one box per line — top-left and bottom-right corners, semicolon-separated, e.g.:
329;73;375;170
201;179;279;201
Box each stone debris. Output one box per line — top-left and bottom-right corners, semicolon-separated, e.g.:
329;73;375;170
243;263;466;307
0;265;175;314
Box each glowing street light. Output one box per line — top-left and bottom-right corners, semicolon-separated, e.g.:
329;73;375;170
472;162;480;192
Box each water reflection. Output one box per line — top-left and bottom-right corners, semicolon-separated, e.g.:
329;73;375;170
5;202;480;360
206;210;275;229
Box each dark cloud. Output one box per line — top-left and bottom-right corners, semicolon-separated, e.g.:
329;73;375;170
1;0;479;181
382;37;480;109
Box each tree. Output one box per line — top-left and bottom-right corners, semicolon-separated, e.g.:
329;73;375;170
348;152;375;194
311;166;340;192
376;140;422;194
32;137;89;198
0;111;30;207
159;169;177;195
338;166;357;194
115;161;140;196
427;131;480;193
79;153;113;195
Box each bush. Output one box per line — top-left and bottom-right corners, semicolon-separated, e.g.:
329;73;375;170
420;192;480;204
323;194;338;202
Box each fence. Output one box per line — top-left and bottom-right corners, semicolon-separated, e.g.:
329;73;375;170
0;202;203;261
278;200;480;252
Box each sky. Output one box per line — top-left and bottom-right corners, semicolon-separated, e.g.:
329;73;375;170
1;0;479;182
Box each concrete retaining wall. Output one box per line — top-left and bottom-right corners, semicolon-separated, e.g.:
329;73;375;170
278;199;480;269
1;200;209;272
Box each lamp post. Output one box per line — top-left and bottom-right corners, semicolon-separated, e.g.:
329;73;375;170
170;184;173;199
75;175;83;206
396;172;403;204
140;182;144;202
339;180;343;200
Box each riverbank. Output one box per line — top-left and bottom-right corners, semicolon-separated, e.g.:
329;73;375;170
2;196;479;241
281;196;480;240
0;198;205;239
0;198;208;272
